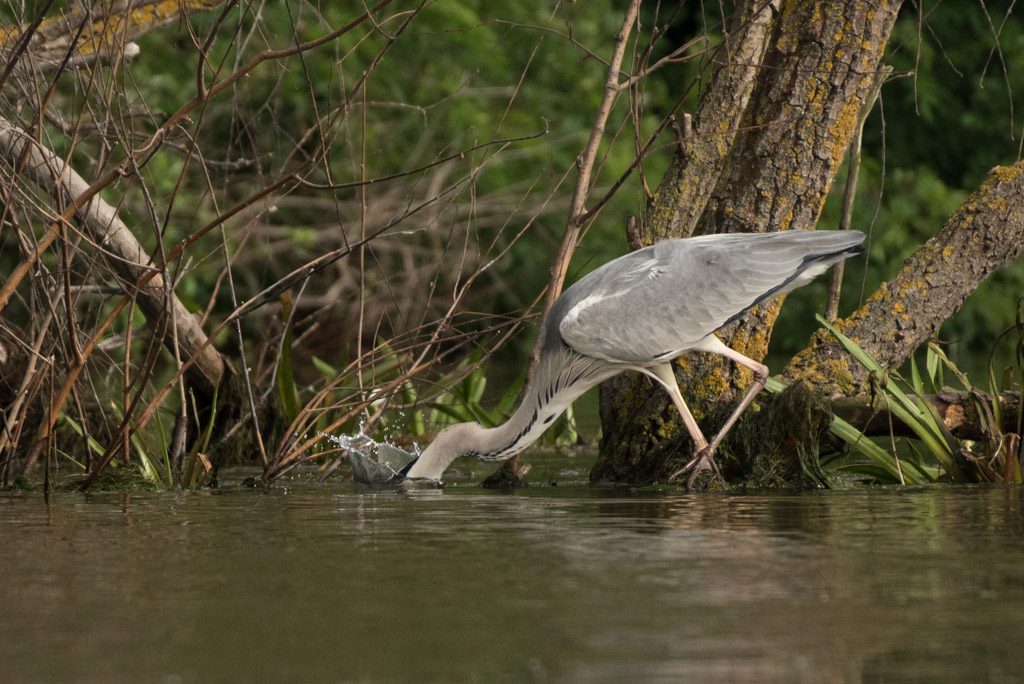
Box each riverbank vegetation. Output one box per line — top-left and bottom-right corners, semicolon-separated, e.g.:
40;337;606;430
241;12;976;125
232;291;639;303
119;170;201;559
1;1;1022;491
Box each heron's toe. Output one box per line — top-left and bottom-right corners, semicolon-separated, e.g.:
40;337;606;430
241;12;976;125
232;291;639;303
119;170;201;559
669;446;723;489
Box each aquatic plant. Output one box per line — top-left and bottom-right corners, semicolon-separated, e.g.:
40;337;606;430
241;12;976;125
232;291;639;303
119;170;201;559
816;314;1022;484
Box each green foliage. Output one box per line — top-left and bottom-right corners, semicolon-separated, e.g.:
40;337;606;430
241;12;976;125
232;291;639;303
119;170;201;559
423;351;508;429
120;0;659;368
880;5;1024;189
58;412;168;491
52;388;217;491
819;316;963;483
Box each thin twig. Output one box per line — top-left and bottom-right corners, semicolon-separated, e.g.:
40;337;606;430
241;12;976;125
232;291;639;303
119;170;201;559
826;66;890;321
528;0;641;375
0;0;57;90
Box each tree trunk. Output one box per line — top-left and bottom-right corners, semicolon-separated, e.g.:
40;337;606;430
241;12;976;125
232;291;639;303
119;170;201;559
784;162;1024;393
593;0;903;485
642;0;776;243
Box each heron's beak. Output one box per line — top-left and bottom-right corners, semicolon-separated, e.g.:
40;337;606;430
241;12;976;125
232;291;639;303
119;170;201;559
395;456;418;479
391;457;446;489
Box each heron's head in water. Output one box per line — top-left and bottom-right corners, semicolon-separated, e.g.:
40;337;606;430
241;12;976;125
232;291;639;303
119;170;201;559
401;422;485;482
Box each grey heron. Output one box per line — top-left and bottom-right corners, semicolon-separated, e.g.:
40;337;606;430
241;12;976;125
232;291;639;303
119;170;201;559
403;229;865;486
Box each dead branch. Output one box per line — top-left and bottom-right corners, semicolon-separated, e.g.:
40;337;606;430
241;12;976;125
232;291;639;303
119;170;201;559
0;117;225;396
0;0;225;73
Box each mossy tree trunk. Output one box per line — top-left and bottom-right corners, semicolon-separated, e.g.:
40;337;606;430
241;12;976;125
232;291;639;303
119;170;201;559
784;162;1024;394
593;0;903;485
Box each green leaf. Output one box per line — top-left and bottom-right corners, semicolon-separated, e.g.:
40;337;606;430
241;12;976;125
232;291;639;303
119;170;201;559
134;441;165;486
910;353;925;395
311;356;338;379
816;315;967;481
926;343;942;390
829;415;924;483
403;380;425;436
426;401;475;425
61;414;105;459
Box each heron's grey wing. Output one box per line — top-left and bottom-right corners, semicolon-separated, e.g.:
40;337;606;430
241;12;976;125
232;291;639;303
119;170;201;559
557;232;860;365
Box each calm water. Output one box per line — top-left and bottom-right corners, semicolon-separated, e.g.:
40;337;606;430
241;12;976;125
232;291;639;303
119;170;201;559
2;467;1023;683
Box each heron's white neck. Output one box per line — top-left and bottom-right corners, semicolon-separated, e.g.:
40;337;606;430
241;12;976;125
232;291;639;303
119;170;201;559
405;354;611;480
403;391;569;480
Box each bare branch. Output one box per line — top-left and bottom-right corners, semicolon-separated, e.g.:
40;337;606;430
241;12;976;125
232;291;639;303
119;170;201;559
529;0;641;372
0;117;225;395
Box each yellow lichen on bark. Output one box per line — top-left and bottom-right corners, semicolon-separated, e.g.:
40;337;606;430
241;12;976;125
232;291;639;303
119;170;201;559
732;300;782;360
683;361;733;420
989;163;1023;184
83;0;224;54
793;355;860;395
2;0;224;62
827;99;863;170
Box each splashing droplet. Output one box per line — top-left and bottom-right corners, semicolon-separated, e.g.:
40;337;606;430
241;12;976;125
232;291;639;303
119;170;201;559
325;433;417;484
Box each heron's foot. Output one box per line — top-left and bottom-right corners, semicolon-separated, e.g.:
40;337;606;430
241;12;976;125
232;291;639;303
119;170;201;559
668;446;724;489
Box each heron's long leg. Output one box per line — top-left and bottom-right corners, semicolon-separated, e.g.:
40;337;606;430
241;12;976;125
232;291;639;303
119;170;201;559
658;336;769;487
646;363;708;451
700;336;769;454
644;363;721;487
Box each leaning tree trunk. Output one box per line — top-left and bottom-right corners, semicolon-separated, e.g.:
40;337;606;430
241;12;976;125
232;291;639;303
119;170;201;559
593;0;903;485
0;118;229;484
784;161;1024;393
0;1;233;484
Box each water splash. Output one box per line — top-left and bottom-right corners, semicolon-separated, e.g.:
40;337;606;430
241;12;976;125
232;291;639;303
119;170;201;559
324;432;418;484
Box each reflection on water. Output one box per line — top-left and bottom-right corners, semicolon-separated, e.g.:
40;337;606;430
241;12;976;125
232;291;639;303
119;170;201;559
2;474;1023;683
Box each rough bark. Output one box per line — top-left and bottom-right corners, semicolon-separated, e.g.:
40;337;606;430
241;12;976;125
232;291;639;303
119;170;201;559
0;117;225;397
642;0;777;243
594;0;902;485
0;0;224;72
784;162;1024;392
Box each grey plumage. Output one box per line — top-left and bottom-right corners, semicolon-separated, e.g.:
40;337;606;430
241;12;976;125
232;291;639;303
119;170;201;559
403;229;865;485
552;231;861;362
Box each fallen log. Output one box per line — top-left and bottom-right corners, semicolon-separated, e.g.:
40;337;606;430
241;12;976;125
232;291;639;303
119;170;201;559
830;388;1021;442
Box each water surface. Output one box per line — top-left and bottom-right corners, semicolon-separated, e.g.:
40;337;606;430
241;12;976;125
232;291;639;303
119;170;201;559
2;470;1022;682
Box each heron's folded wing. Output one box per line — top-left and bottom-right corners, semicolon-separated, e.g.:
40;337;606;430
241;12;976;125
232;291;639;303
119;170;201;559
558;237;822;364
